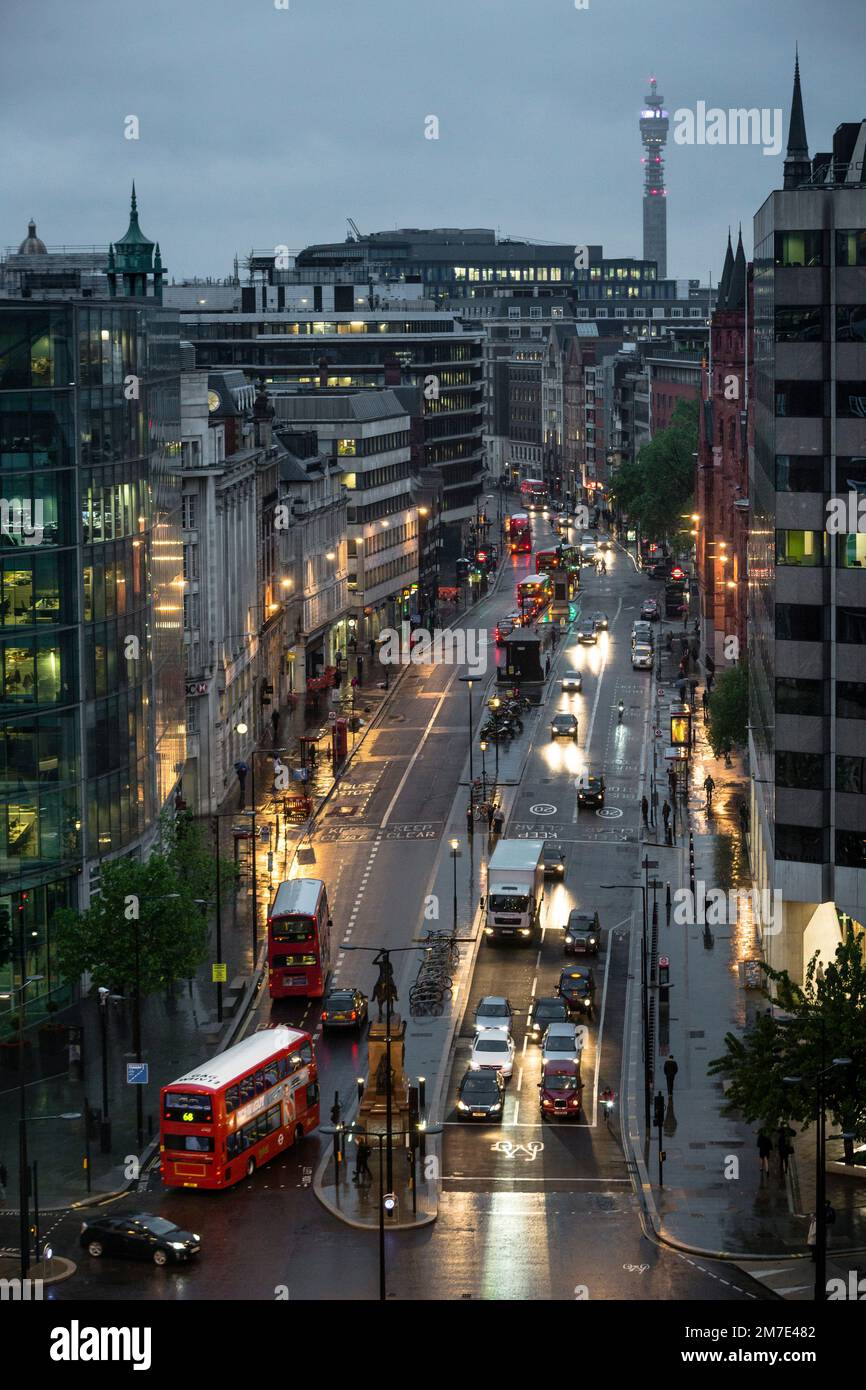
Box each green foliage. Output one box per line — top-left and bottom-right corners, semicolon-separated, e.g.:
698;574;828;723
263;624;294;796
707;662;749;756
53;813;236;998
709;925;866;1154
609;398;698;541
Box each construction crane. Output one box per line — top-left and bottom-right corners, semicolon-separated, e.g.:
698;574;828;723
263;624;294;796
347;218;364;243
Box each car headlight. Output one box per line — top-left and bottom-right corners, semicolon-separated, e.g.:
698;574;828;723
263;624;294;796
484;927;493;935
457;1100;468;1111
519;929;531;936
490;1103;502;1112
470;1061;480;1070
169;1242;187;1250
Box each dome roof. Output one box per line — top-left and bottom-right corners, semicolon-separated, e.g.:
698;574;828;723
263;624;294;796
18;219;47;255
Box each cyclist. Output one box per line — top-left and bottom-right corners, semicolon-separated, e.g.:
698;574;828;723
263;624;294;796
704;774;715;809
600;1086;615;1128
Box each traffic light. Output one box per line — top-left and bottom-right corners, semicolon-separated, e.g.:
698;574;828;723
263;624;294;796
654;1093;665;1128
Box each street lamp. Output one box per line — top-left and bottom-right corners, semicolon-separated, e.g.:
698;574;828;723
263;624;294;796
458;675;476;819
450;839;461;938
479;739;488;802
784;1055;851;1301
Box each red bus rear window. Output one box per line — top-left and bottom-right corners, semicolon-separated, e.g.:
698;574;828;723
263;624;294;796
163;1092;213;1122
271;914;315;942
163;1133;215;1153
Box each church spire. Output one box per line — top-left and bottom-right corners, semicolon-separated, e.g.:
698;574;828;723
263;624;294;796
783;47;811;189
727;226;747;312
718;228;734;309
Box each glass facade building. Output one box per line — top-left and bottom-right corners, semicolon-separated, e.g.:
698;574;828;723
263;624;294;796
0;299;184;1021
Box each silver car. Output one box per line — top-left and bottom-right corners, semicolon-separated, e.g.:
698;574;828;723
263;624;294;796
632;642;654;670
541;1022;584;1066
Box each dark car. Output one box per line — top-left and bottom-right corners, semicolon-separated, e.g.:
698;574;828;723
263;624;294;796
564;909;601;956
551;713;578;740
321;986;368;1030
557;966;596;1019
577;774;605;809
590;611;609;631
650;561;671;579
577;620;597;644
456;1068;505;1121
80;1214;201;1266
527;995;570;1041
539;1061;584;1120
542;842;566;879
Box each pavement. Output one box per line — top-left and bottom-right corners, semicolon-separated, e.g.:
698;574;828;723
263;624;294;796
620;571;866;1300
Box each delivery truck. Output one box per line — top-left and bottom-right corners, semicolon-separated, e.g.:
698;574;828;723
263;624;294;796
484;839;545;945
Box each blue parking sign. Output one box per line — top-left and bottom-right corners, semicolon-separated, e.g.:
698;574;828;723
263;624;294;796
126;1062;149;1085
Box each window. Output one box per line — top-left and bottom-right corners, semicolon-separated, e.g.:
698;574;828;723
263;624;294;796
838;607;866;643
776;750;824;789
837;681;866;720
595;308;608;319
836;231;866;267
836;830;866;866
181;494;197;529
671;307;683;319
837;756;866;794
163;1092;213;1122
775;824;826;862
225;1084;239;1115
775;603;823;641
775;455;827;492
775;677;824;717
508;307;521;320
775;530;824;566
775;381;825;417
529;305;542;319
577;308;589;319
337;439;357;456
615;308;627;319
838;533;866;568
163;1133;215;1153
836;307;866;343
775;307;823;342
836;383;866;417
774;231;823;267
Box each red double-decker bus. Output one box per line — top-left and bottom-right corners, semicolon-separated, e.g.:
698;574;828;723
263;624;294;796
160;1025;319;1189
505;513;532;554
267;878;332;999
517;573;553;620
520;479;549;511
535;547;562;573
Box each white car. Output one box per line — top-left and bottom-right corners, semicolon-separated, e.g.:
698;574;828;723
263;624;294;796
561;669;583;693
632;642;654;670
541;1023;584;1066
473;996;513;1034
470;1029;515;1079
631;621;652;646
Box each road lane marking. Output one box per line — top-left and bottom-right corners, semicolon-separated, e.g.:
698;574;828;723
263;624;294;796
380;670;458;827
516;1067;523;1092
530;975;537;997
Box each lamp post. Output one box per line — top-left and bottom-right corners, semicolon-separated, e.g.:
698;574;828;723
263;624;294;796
95;986;119;1152
784;1053;851;1301
489;698;501;789
479;739;488;803
450;839;461;939
458;675;476;819
235;723;259;959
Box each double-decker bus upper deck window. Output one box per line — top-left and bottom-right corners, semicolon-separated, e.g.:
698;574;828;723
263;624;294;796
239;1074;255;1104
225;1084;239;1114
277;1057;288;1080
272;914;315;942
264;1061;279;1089
289;1041;314;1070
163;1092;213;1123
254;1070;265;1095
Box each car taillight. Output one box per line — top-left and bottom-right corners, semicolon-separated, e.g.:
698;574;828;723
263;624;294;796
321;1011;329;1020
349;1010;357;1020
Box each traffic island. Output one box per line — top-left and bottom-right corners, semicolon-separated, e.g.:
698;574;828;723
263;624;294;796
0;1253;77;1289
314;1140;437;1231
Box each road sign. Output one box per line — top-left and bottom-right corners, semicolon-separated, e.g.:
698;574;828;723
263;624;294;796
659;955;670;969
212;963;227;983
596;806;623;818
126;1062;148;1085
530;803;557;816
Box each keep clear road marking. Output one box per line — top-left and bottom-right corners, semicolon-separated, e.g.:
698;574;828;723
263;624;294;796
381;666;458;828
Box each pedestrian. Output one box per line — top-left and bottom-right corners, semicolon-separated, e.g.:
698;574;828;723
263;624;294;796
369;637;376;661
0;1160;7;1200
807;1212;817;1261
492;806;504;837
545;655;550;678
353;1136;372;1185
682;606;689;630
641;795;649;827
702;689;709;718
356;655;363;686
690;641;699;666
738;801;749;835
663;1055;678;1097
678;657;687;679
777;1125;793;1176
668;770;677;802
662;799;671;831
234;760;248;809
757;1130;773;1179
271;708;280;740
706;671;714;696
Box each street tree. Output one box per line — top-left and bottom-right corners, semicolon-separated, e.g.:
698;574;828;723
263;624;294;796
706;662;749;757
709;923;866;1162
609;399;698;542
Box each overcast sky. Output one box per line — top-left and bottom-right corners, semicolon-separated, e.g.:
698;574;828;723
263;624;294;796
2;0;863;284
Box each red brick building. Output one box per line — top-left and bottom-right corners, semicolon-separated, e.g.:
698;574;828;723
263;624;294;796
695;229;754;665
